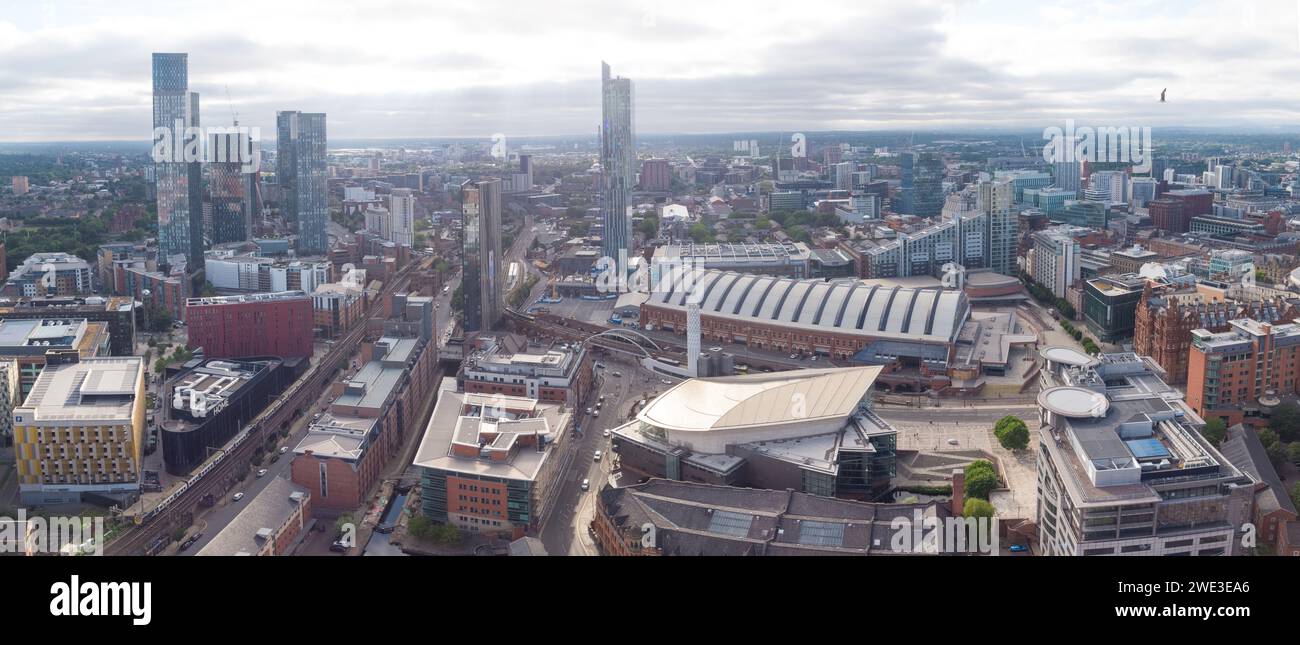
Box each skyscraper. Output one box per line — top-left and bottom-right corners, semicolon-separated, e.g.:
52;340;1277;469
461;178;503;333
977;178;1018;275
900;150;944;216
600;62;635;261
208;130;251;244
389;188;416;247
152;53;205;273
277;111;328;255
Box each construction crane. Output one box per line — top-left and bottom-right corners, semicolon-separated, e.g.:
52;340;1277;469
224;85;238;126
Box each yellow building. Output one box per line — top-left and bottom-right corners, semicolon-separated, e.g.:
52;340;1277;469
12;356;145;505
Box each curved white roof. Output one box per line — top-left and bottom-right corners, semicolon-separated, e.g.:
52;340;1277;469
1039;346;1100;368
648;269;968;343
637;366;883;433
1038;386;1110;419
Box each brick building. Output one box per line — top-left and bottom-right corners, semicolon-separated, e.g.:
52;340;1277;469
185;291;314;359
1187;318;1300;426
1133;283;1299;384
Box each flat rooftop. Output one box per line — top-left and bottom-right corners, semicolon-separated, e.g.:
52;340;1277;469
18;357;142;423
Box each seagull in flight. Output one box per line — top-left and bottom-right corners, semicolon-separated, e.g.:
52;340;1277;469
1160;88;1166;103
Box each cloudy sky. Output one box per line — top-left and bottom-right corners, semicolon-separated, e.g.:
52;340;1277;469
2;0;1300;141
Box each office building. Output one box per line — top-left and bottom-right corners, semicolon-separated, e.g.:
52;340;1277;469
1187;319;1300;426
152;53;205;273
1052;160;1080;195
1035;348;1253;556
460;335;592;406
1030;226;1083;299
3;252;94;297
600;62;635;260
292;334;438;511
0;318;110;398
277;111;329;255
901;151;945;216
610;367;898;499
1133;286;1297;385
1082;274;1146;341
185;291;314;359
11;176;29;195
977;179;1018;275
414;381;575;538
12;357;145;505
461;178;504;333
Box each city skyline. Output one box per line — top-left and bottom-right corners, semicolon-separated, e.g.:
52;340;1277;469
6;1;1300;141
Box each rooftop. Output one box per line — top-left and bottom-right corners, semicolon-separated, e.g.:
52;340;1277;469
195;478;310;556
638;366;883;433
18;357;142;423
186;290;309;307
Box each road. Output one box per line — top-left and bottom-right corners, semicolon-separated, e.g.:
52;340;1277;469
538;353;677;556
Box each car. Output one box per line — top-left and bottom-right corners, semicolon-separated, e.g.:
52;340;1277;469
602;429;611;438
1009;544;1028;553
810;355;818;362
178;534;199;551
313;413;321;421
611;371;622;378
947;438;959;446
660;379;672;385
709;346;722;352
580;478;590;491
585;407;593;415
232;492;245;502
599;395;606;402
270;454;280;464
594;450;602;462
279;446;289;454
256;468;268;478
330;540;349;553
790;353;799;359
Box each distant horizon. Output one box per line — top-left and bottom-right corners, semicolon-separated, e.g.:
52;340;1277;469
7;124;1300;149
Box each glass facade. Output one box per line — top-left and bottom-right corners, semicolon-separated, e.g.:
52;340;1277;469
460;179;502;332
152;53;204;272
277;111;328;255
600;62;635;260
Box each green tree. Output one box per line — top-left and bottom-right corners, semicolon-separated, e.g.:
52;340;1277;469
1269;402;1300;442
1287;442;1300;466
689;222;713;243
1266;441;1288;469
334;514;355;538
1258;428;1281;449
993;416;1029;451
1291;482;1300;514
963;498;995;519
1201;417;1228;446
964;460;998;500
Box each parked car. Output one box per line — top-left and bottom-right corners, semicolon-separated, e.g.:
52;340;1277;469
279;446;289;454
1009;544;1028;553
709;346;722;352
580;478;590;491
602;429;611;438
256;468;268;478
594;450;603;462
232;492;245;502
611;371;622;378
270;454;280;464
330;540;348;553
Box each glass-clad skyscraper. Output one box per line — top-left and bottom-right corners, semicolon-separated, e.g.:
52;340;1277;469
600;62;635;261
461;178;503;333
277;111;328;255
152;53;205;273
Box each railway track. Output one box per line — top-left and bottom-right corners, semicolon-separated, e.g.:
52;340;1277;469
106;261;421;555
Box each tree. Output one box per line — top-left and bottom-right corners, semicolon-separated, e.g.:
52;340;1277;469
964;460;998;500
993;416;1029;451
1266;441;1288;470
334;514;355;538
689;222;713;243
963;498;995;519
1287;442;1300;466
1270;402;1300;443
1258;428;1281;449
1292;483;1300;514
1201;417;1228;446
